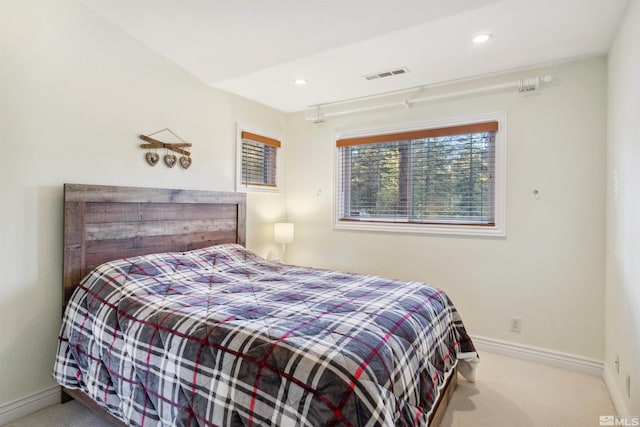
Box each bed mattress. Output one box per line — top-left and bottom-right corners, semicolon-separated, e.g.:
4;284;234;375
54;244;477;426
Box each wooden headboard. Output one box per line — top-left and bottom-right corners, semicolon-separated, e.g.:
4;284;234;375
62;183;247;310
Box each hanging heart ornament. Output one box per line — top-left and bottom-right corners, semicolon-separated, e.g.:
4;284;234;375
179;156;192;169
145;152;159;166
164;154;177;168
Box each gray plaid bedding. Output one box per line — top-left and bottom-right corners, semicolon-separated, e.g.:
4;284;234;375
54;244;477;426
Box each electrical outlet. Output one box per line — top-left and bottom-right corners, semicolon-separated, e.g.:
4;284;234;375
626;375;631;398
615;354;620;374
510;317;522;333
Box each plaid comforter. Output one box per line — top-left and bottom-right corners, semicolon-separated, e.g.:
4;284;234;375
54;244;477;426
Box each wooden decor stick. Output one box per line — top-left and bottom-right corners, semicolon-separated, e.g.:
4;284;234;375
139;135;192;156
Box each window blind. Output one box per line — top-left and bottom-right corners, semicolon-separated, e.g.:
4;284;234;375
241;131;280;187
337;122;497;226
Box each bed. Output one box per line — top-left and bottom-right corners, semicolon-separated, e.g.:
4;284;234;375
54;183;478;426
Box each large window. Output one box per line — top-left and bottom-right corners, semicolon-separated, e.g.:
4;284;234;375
237;130;281;192
335;115;506;236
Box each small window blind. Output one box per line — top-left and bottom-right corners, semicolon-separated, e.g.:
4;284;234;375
241;131;280;187
337;121;498;226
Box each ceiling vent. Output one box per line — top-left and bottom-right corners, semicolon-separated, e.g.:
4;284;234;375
364;67;409;81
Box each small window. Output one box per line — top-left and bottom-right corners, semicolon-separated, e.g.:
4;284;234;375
237;130;281;192
335;115;506;236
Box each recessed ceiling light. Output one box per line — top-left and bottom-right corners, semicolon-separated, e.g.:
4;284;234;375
472;33;492;44
294;79;307;86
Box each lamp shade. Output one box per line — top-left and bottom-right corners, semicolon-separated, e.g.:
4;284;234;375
274;223;294;244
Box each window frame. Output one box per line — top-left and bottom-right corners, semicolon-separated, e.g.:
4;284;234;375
236;124;283;193
333;112;507;237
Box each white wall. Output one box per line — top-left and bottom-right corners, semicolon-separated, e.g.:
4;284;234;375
606;0;640;415
0;0;620;415
285;58;607;360
0;0;285;405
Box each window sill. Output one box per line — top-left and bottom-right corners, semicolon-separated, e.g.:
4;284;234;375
333;219;505;237
236;185;281;194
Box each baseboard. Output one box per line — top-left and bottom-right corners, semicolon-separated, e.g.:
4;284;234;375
603;365;630;416
471;335;604;376
0;385;60;425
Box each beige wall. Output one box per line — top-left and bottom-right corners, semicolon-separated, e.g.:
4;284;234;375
0;0;285;404
606;0;640;415
285;58;607;360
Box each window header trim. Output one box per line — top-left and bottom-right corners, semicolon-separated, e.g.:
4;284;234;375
241;131;281;148
336;121;498;147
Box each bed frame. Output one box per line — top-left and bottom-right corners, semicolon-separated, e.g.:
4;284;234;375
60;183;455;426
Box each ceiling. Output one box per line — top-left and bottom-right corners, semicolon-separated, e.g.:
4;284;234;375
82;0;628;113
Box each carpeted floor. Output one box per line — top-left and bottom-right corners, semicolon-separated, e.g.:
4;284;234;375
439;352;615;426
4;351;615;427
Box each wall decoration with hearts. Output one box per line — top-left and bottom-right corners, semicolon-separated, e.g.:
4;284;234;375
145;152;160;166
139;129;193;169
164;153;177;168
179;156;192;169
